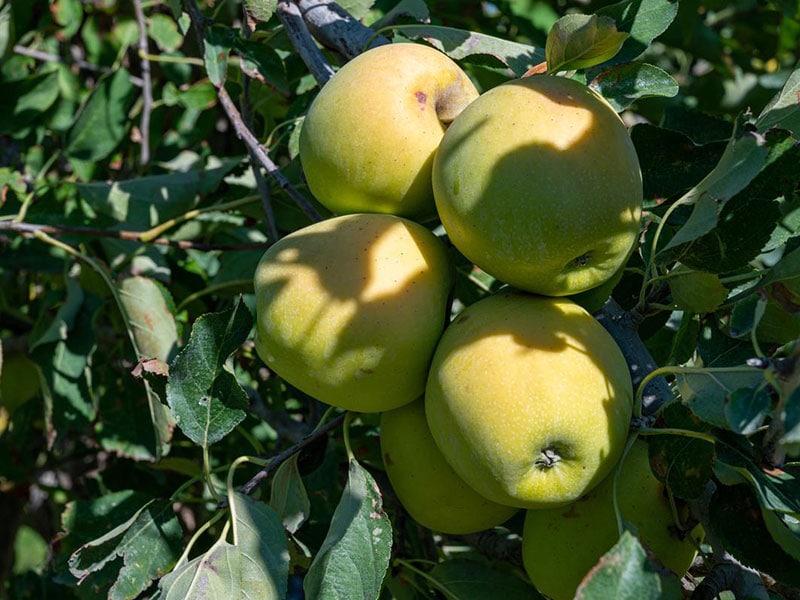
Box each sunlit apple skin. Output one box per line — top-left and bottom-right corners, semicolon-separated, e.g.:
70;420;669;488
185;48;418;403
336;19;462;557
425;289;633;509
253;213;453;413
380;398;519;534
299;43;479;220
522;440;703;600
432;75;642;296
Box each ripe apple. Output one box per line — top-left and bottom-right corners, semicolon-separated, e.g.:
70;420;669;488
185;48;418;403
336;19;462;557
432;74;642;296
253;213;453;413
425;289;633;509
380;397;518;534
756;277;800;346
299;43;479;220
522;439;703;600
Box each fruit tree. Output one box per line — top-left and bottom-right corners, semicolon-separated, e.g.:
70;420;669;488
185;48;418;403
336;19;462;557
1;1;800;599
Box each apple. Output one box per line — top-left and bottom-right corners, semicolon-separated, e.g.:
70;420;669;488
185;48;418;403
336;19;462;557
380;398;519;534
299;43;479;220
425;289;633;509
432;74;642;296
522;439;703;600
253;213;453;413
756;277;800;346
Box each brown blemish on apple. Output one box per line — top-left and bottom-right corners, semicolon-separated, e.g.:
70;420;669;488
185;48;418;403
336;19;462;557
383;452;394;467
415;91;427;105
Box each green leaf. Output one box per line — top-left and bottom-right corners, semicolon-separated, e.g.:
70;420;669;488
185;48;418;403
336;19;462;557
77;159;240;228
204;24;233;87
244;0;278;22
338;0;375;21
393;24;545;77
672;132;799;274
29;281;101;449
545;14;628;73
148;13;183;53
303;460;392;599
647;402;715;500
269;454;311;534
233;39;289;96
675;367;765;429
589;62;677;111
782;388;800;455
65;69;135;162
97;383;172;462
427;559;542;599
165;299;253;447
714;442;800;516
55;491;149;584
0;70;61;134
756;64;800;135
67;499;183;600
574;531;682;600
761;507;800;562
369;0;430;30
597;0;678;65
631;123;727;205
658;125;790;257
725;387;771;436
708;483;800;588
667;266;728;314
158;494;289;599
0;2;14;59
118;276;179;363
230;493;291;598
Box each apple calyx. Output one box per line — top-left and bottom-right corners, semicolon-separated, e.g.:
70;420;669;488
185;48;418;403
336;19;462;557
569;252;592;268
535;447;562;469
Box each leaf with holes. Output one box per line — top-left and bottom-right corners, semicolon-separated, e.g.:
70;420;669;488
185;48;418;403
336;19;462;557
303;459;392;599
165;299;252;448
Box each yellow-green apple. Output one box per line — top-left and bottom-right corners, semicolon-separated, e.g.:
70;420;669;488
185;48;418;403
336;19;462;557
253;213;453;413
522;439;703;600
380;397;519;534
425;289;633;509
299;43;479;220
756;277;800;346
432;74;642;296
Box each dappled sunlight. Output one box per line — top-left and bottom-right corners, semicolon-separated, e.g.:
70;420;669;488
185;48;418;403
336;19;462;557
426;290;634;508
433;75;642;296
254;214;452;412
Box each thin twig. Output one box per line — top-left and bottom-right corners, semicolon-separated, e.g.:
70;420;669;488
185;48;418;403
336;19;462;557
13;45;144;87
225;411;347;504
183;0;323;223
241;12;281;242
0;221;267;252
132;0;153;166
276;0;335;86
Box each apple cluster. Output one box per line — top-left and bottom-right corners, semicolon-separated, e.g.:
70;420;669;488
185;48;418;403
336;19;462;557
253;43;700;599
